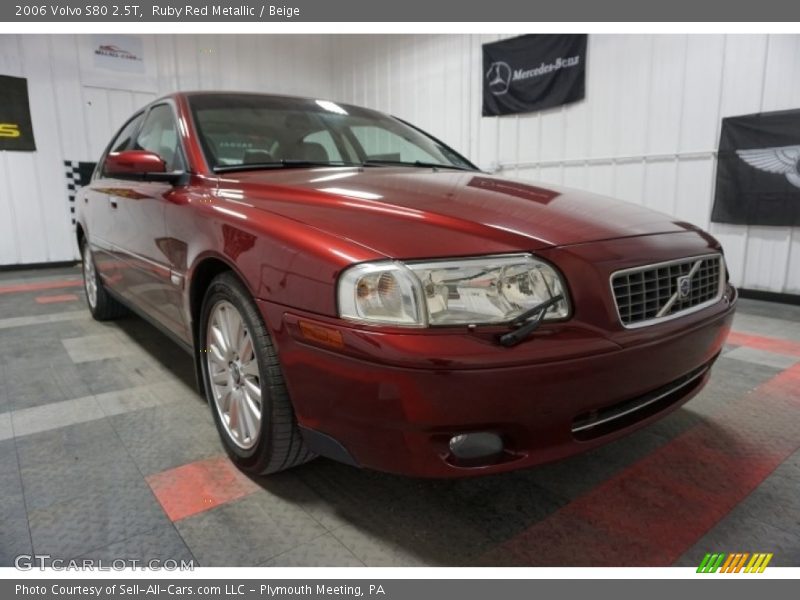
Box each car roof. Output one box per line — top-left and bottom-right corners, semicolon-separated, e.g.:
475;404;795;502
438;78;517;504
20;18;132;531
153;90;368;113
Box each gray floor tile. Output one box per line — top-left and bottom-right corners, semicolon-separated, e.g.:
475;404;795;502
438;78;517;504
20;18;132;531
724;346;799;370
110;402;224;476
176;492;326;566
274;462;496;565
0;294;84;320
6;362;92;411
11;395;105;437
0;439;21;492
676;511;800;567
734;302;800;342
0;266;81;284
0;492;32;567
329;522;429;567
0;363;8;409
20;448;143;511
75;356;170;396
676;357;782;421
94;386;164;418
0;325;81;369
721;459;800;534
0;310;88;332
61;333;138;363
262;533;364;567
0;411;11;442
78;524;196;566
15;418;123;469
27;478;170;559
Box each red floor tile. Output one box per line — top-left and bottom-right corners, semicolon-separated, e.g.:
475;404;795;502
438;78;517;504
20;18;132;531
35;293;79;304
727;331;800;358
483;363;800;566
146;456;260;522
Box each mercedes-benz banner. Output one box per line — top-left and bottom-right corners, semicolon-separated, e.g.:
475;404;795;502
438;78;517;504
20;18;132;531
482;34;587;117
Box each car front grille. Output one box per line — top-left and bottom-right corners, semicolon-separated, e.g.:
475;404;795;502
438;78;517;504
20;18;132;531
611;254;723;327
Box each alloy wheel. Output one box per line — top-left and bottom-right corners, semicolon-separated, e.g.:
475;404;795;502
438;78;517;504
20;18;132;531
206;300;263;450
83;245;98;309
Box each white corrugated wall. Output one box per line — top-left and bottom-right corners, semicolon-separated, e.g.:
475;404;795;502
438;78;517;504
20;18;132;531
330;34;800;296
1;34;799;296
0;34;334;266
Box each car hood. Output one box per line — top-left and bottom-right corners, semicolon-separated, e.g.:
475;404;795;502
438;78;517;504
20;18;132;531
221;167;700;259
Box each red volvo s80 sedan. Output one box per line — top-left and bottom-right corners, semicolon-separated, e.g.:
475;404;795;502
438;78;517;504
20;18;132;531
76;92;736;477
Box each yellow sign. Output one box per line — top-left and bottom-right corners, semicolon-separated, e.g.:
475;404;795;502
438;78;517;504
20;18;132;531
0;123;21;138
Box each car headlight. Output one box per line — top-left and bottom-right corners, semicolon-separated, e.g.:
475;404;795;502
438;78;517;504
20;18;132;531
337;254;569;327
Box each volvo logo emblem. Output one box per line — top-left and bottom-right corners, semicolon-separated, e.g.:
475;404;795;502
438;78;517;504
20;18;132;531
486;61;512;95
677;275;692;299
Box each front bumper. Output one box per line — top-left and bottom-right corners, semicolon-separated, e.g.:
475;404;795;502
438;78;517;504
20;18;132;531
257;285;736;478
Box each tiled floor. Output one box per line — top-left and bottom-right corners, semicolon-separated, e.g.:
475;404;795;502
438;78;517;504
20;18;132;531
0;264;798;567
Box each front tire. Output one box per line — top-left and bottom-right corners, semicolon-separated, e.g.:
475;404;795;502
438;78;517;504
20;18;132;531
199;272;314;475
81;242;127;321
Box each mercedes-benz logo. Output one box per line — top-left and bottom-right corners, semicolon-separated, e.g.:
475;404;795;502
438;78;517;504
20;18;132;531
486;61;512;96
677;275;692;299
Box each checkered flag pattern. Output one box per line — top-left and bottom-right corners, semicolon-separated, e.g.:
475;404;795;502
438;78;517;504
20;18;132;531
64;160;96;227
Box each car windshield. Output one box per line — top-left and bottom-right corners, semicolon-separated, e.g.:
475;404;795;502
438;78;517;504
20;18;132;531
188;93;476;172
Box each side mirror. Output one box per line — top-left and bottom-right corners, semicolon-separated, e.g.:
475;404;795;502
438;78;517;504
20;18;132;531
104;150;185;184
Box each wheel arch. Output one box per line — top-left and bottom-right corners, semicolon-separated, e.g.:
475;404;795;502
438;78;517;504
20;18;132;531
75;221;86;250
187;253;256;394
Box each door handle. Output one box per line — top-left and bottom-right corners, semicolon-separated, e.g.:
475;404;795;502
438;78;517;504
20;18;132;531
108;197;118;209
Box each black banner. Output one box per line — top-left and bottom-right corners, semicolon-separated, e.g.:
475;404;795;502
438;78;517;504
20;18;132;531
482;34;587;117
0;75;36;151
711;109;800;227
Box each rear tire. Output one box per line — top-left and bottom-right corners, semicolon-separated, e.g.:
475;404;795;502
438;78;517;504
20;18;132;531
199;272;314;475
81;242;127;321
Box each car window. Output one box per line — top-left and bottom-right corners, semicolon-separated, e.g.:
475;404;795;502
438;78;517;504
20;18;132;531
302;130;343;161
351;125;439;163
134;104;185;172
188;94;476;171
101;113;145;177
109;113;144;153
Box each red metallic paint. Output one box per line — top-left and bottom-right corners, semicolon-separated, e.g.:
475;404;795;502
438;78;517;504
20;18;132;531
76;92;736;477
105;150;167;176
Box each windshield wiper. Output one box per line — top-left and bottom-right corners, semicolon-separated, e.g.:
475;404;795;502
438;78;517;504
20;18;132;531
497;294;565;348
362;159;475;172
214;160;362;173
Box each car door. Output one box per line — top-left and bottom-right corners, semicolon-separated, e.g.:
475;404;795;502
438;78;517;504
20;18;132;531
85;112;145;291
108;102;187;335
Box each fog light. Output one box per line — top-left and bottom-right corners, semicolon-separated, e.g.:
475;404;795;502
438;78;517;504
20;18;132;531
448;432;503;460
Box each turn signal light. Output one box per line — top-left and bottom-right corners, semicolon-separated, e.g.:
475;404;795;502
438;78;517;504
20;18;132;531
298;320;345;349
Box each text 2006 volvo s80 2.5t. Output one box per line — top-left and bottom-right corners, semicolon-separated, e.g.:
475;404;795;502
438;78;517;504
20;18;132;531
76;92;736;477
